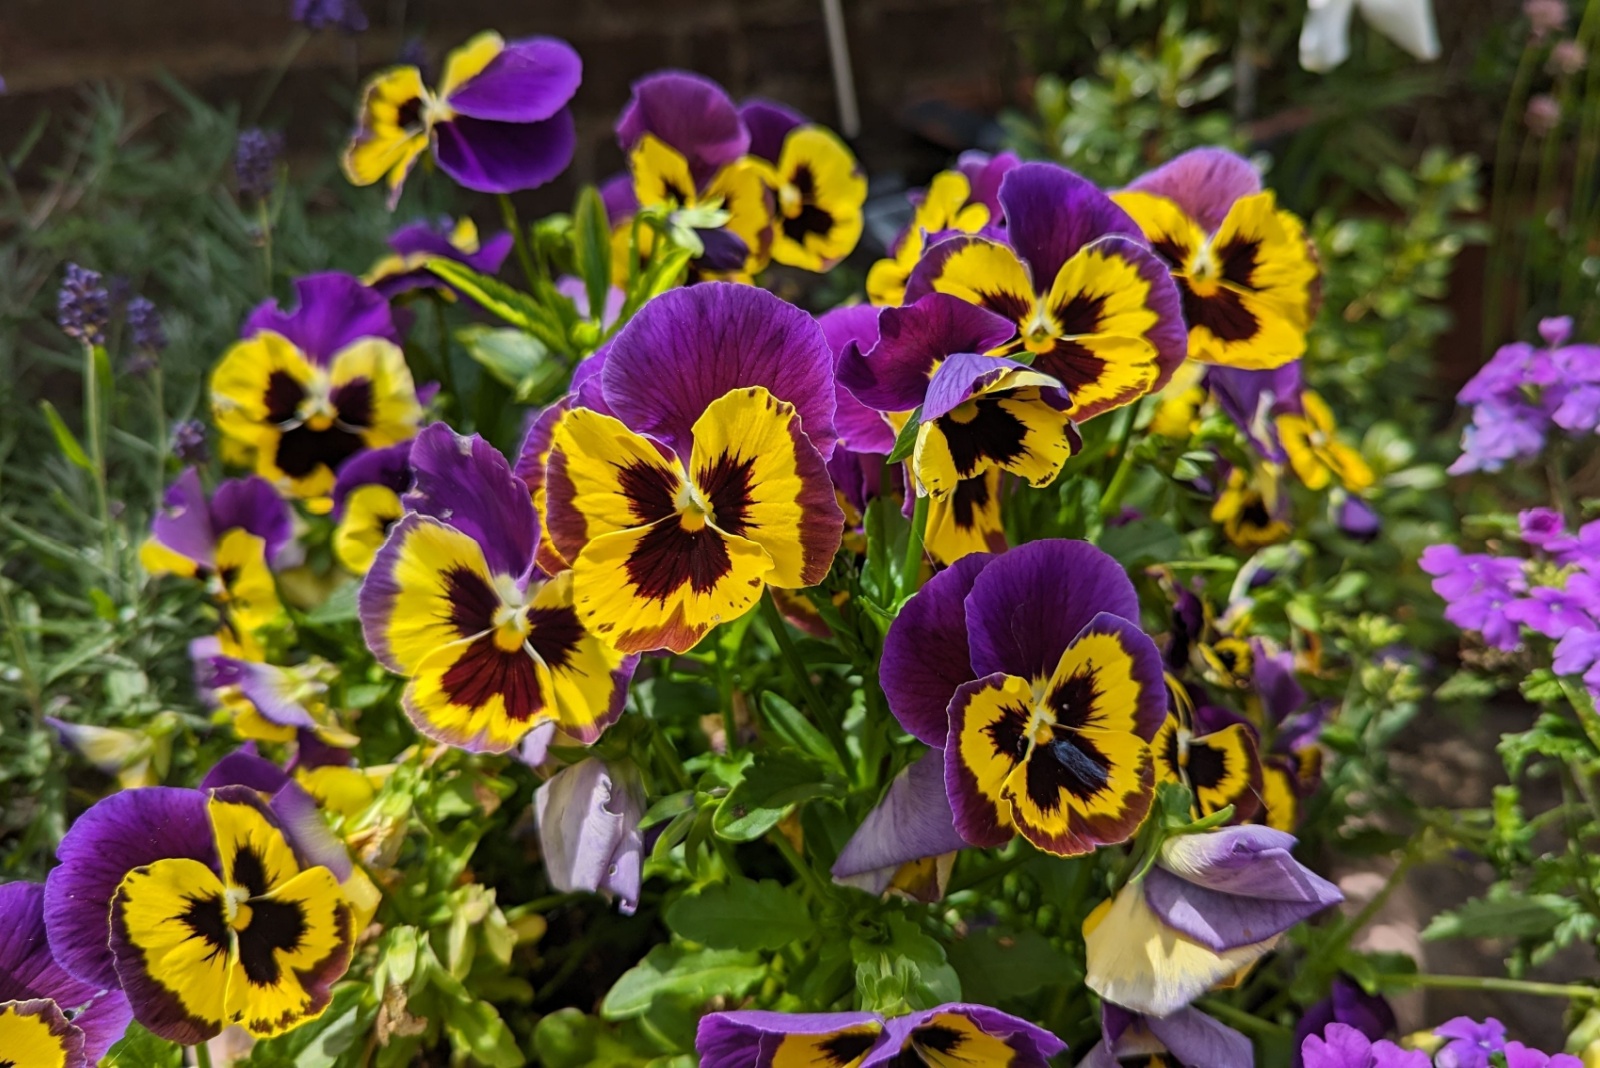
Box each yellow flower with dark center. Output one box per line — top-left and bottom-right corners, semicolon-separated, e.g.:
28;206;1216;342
110;791;353;1043
1276;390;1374;492
1152;679;1264;821
866;170;990;307
763;126;867;272
334;485;406;574
1211;465;1292;550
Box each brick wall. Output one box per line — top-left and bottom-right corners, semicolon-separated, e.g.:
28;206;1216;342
0;0;1015;208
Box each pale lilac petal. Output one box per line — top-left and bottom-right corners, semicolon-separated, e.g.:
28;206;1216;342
444;37;580;123
832;750;969;892
534;759;644;914
880;552;992;745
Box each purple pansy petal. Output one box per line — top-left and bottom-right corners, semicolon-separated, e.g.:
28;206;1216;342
958;150;1022;220
818;304;882;357
965;539;1141;682
866;1004;1066;1068
1144;1005;1256;1068
837;293;1018;414
443;37;581;123
921;352;1069;422
832;749;969;892
739;98;806;163
697;1010;885;1068
534;759;644;915
44;787;214;989
1302;1024;1379;1068
269;779;355;882
602;283;838;460
514;396;573;496
1146;826;1343;952
404;422;538;581
1125;148;1263;233
434;110;577;194
881;552;992;745
199;746;291;794
600;172;639;225
1207;362;1302;461
615;71;749;185
332;440;414;517
243;272;400;361
819;305;896;455
0;882;121;1042
209;475;293;565
998;163;1142;286
150;468;216;567
1252;641;1307;725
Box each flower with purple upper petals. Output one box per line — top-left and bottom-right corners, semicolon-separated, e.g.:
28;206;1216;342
1206;360;1305;461
211;272;420;502
191;639;357;755
817;304;897;514
0;882;132;1068
1293;976;1399;1066
57;263;111;346
1116;148;1321;370
956;150;1023;221
1301;1023;1429;1067
364;216;514;299
534;757;645;914
1084;825;1343;1016
331;440;414;574
359;423;636;752
838;292;1082;499
542;283;844;655
696;1002;1066;1068
737;97;867;273
907;162;1186;422
869;540;1166;858
343;31;580;205
1337;495;1382;542
1434;1017;1507;1068
866;166;997;307
43;785;355;1044
235;128;285;200
1079;1003;1253;1067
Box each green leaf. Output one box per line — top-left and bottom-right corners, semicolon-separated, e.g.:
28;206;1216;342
1422;891;1579;942
457;324;549;392
442;996;525;1068
40;401;92;469
601;944;766;1020
1097;517;1183;567
713;750;841;841
944;924;1079;1002
573;185;613;323
102;1023;183;1067
760;691;843;771
664;877;814;951
303;580;359;624
886;408;923;464
851;914;961;1014
425;257;567;353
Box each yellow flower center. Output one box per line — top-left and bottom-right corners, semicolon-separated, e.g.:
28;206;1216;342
224;885;253;930
674;479;715;531
491;575;531;651
1186;243;1221;295
297;376;339;431
1023;302;1058;351
778;182;803;218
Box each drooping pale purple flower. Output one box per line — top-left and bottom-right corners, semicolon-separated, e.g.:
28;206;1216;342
534;758;645;914
291;0;368;33
57;263;111;345
1301;1023;1429;1068
0;881;133;1068
1080;1003;1252;1067
1435;1017;1507;1068
235;128;285;200
1337;496;1381;542
697;1003;1066;1068
1293;976;1398;1066
832;749;967;895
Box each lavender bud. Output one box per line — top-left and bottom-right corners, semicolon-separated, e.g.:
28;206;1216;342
170;420;209;466
126;297;167;354
290;0;368;33
235;128;285;200
56;263;111;346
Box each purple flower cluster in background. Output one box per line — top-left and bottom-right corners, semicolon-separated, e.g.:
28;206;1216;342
56;263;110;345
235;127;286;200
1423;508;1600;692
1302;1016;1580;1068
1450;318;1600;474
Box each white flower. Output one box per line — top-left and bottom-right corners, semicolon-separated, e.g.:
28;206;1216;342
1299;0;1441;72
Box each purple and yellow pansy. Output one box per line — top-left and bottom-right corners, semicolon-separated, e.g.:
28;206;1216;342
363;216;514;298
1277;390;1374;493
739;100;867;273
343;31;580;204
865;153;1018;307
1152;685;1266;823
360;422;636;753
905;162;1186;422
1080;1003;1255;1068
541;284;844;654
1114;148;1320;370
697;1002;1066;1068
44;785;356;1044
210;273;422;504
330;440;414;574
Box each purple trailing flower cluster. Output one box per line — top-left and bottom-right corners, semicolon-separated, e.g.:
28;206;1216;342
1450;317;1600;474
1301;1017;1581;1068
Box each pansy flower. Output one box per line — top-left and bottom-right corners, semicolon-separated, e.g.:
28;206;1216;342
1079;1003;1253;1067
607;72;774;283
0;882;132;1068
1211;461;1292;549
343;31;580;205
361;422;636;752
44;786;355;1044
1207;361;1305;462
906;162;1186;422
331;441;414;574
1277;391;1374;492
1084;825;1342;1016
866;167;997;307
543;284;844;654
534;757;645;915
838;292;1081;499
48;712;178;791
740;98;867;273
696;1002;1065;1068
1153;687;1265;823
210;273;421;503
1114;148;1320;370
191;639;357;754
139;468;293;647
363;216;514;298
876;540;1166;857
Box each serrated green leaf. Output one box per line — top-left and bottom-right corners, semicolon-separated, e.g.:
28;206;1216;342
601;944;766;1020
760;691;843;771
1422;891;1578;942
40;401;92;469
664;877;814;951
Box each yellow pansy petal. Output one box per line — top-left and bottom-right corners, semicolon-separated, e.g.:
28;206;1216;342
210;332;316;450
771;1025;882;1068
770;126;867;272
545;407;684;562
334;484;405;574
1110;190;1206;268
630;134;699;209
140;537;201;579
912;383;1077;497
948;672;1035;846
704;158;776;275
224;864;353;1038
924;239;1037;327
326;338;423;448
363;515;500;675
210;792;304;898
111;858;233;1044
524;570;632;743
0;1000;81;1068
924;470;1008;567
342;66;430;191
439;31;505;99
215;529;285;639
403;636;556;753
1041;245;1164;418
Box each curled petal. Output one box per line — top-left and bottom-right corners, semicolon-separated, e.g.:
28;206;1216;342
832;749;969;893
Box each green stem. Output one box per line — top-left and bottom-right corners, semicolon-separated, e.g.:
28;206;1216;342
769;827;829;899
84;344;116;594
194;1038;215;1068
257;198;274;294
1386;972;1600;1002
1484;42;1540;350
648;720;693;792
1097;402;1142;521
760;590;847;762
1196;998;1291;1037
0;579;42;725
900;493;929;599
500;194;540;292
